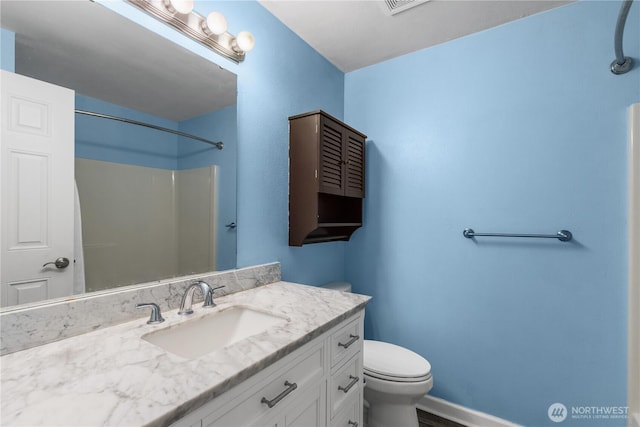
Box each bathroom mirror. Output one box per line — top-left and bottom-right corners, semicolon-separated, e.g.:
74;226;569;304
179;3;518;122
0;0;237;309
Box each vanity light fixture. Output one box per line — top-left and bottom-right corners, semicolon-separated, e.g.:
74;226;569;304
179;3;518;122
127;0;254;63
202;11;227;36
163;0;193;15
234;31;255;53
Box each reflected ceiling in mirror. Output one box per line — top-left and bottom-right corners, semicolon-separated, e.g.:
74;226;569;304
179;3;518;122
2;0;236;121
0;0;238;310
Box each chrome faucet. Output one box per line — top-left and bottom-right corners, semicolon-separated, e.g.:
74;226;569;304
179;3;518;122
178;281;225;315
136;302;165;324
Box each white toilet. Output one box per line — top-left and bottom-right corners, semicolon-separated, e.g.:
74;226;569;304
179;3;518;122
363;340;433;427
322;282;433;427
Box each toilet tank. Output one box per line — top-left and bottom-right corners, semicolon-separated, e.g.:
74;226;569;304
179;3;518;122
322;281;352;292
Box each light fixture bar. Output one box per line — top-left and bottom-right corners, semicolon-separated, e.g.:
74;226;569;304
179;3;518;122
126;0;245;63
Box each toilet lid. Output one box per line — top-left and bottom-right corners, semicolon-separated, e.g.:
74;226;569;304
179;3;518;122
363;340;431;380
364;368;432;383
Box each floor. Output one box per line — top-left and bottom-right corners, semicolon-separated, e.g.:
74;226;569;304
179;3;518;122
363;407;467;427
417;409;467;427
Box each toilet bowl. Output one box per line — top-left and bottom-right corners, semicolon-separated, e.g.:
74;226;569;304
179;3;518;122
363;340;432;427
322;282;433;427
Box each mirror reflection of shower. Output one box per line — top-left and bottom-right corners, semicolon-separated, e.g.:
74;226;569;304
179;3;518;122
76;160;218;293
74;94;230;293
0;0;237;308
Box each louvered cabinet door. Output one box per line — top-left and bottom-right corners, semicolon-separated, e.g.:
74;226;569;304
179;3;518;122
344;130;365;198
318;116;345;196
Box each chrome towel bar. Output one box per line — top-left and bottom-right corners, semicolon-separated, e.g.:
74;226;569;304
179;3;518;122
463;228;573;242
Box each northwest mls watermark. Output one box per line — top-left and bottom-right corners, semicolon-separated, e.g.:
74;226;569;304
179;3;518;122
548;403;628;423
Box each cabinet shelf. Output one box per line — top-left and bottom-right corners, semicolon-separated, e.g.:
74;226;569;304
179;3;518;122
317;223;362;228
289;111;367;246
303;235;352;244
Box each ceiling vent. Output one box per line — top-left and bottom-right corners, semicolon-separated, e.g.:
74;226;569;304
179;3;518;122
383;0;431;16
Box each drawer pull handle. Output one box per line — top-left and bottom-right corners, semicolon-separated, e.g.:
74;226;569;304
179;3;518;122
348;421;358;427
261;381;298;408
338;334;359;349
338;375;359;393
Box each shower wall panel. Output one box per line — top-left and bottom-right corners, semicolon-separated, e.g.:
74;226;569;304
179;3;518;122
176;165;217;275
629;103;640;427
76;158;177;291
75;158;215;292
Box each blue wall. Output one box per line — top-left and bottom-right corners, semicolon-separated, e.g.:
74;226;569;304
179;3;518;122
100;0;347;284
1;28;15;72
344;1;639;426
192;1;348;284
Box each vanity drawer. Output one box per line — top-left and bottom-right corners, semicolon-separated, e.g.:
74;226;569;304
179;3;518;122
329;353;362;419
330;396;361;427
203;345;325;427
330;315;362;367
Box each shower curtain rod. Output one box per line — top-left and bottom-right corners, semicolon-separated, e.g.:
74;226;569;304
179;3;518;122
611;0;634;74
74;110;224;150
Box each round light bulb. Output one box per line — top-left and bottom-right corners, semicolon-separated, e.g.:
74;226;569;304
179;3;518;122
236;31;255;52
205;12;227;35
168;0;194;14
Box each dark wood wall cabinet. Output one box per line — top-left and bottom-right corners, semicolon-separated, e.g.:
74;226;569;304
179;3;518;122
289;110;367;246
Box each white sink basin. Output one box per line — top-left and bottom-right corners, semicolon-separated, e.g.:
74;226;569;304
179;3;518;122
142;305;289;359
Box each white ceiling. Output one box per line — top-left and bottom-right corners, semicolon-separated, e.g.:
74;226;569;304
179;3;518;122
0;0;572;119
259;0;571;72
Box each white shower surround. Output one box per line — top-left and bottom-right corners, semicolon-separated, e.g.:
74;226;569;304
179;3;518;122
629;103;640;427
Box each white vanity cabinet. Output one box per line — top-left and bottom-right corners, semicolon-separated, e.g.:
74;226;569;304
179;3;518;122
172;310;364;427
328;315;364;427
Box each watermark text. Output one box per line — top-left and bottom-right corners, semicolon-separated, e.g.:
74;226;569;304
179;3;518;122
548;403;628;423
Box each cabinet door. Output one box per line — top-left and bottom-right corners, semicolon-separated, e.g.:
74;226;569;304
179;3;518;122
283;382;326;427
258;381;326;427
203;345;324;427
318;115;365;199
329;354;362;419
330;396;361;427
319;116;346;196
343;130;365;198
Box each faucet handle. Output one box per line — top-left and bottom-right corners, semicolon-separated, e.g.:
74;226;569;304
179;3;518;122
136;303;165;324
203;284;225;308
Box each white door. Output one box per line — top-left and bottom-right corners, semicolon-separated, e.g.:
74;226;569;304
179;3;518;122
1;70;75;307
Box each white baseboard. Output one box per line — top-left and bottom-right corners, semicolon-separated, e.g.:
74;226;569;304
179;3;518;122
417;395;522;427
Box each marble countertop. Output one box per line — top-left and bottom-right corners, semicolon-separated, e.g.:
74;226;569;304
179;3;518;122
0;281;370;426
